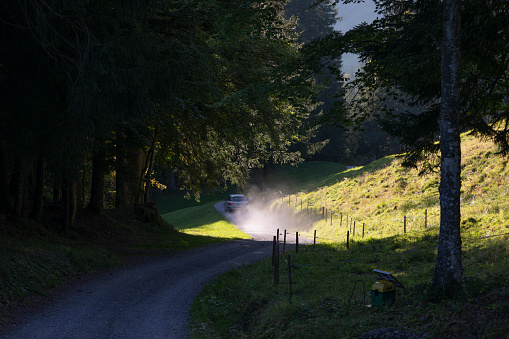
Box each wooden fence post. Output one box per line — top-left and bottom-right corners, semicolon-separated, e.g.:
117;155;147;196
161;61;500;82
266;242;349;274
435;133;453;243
288;195;291;206
330;211;333;225
283;230;286;255
404;215;407;233
274;242;279;286
424;209;428;228
272;236;277;266
362;223;365;238
353;221;356;236
277;228;279;243
313;230;317;252
288;254;292;300
296;232;299;253
346;230;350;249
340;213;343;228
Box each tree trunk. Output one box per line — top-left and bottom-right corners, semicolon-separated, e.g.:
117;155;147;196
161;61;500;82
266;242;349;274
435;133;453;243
62;180;77;234
115;126;130;208
432;0;463;296
12;156;28;218
143;144;155;203
87;151;106;215
131;148;145;204
30;157;45;221
0;142;10;213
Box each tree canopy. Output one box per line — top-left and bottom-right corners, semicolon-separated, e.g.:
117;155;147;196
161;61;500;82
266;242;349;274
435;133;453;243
0;0;323;221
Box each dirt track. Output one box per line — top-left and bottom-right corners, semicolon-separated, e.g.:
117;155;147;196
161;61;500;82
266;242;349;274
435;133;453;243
1;203;309;338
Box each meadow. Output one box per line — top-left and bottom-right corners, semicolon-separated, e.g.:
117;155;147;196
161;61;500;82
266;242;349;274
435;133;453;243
187;133;509;338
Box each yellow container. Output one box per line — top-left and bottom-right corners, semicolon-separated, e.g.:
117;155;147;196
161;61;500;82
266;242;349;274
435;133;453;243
371;280;397;307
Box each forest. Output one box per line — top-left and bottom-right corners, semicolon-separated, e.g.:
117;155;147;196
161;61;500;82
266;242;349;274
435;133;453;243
1;0;509;296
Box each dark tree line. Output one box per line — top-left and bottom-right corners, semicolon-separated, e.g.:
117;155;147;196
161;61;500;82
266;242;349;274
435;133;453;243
0;0;327;230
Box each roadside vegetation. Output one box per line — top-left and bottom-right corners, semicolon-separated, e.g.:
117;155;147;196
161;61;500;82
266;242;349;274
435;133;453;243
188;133;509;338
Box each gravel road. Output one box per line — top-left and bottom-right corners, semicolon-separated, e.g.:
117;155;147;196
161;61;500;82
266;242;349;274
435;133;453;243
1;202;310;338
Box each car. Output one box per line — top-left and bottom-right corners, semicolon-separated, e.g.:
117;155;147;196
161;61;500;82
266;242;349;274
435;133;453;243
224;194;249;212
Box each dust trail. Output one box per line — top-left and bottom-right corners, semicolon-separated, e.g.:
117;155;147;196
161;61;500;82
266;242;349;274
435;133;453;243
218;187;319;243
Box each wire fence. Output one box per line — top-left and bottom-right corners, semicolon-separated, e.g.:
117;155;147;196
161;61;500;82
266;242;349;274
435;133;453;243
270;226;509;300
268;191;509;300
273;191;437;242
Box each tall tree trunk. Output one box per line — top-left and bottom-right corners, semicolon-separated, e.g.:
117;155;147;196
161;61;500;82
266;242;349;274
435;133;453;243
12;156;28;218
432;0;463;296
0;142;10;213
88;151;106;215
131;148;145;204
115;127;130;208
62;180;77;234
62;186;70;234
143;144;155;203
30;157;45;221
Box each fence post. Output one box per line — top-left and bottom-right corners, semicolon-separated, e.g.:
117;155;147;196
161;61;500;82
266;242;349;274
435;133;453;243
325;208;328;222
283;230;287;255
272;236;276;266
313;230;317;252
353;220;356;236
362;223;365;238
274;242;279;286
424;209;427;228
296;232;299;253
404;215;407;233
288;254;292;300
346;230;350;249
277;228;279;243
340;213;343;228
330;211;333;225
288;195;291;206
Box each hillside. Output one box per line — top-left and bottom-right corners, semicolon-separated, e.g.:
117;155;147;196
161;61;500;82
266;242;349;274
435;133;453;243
189;133;509;338
270;133;509;243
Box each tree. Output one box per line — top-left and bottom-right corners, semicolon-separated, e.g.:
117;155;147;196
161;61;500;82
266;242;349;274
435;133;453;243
433;0;463;294
310;0;509;295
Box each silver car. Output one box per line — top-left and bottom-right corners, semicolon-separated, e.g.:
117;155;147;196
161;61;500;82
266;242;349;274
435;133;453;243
224;194;249;212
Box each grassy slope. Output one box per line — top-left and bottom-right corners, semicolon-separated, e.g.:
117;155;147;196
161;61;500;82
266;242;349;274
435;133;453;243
188;134;509;338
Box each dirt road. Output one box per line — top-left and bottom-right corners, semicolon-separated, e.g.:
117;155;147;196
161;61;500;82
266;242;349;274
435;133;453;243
1;203;310;338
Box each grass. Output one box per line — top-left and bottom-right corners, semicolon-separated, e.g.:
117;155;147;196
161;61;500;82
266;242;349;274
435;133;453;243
188;133;509;338
160;201;250;241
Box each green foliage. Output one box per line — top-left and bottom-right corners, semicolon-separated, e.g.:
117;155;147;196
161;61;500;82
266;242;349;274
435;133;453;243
309;0;509;169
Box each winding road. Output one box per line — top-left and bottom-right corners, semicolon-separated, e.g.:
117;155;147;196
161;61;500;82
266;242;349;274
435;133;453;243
1;202;310;338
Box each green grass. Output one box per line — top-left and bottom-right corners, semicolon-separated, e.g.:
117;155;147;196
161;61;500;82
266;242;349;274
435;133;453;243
188;134;509;338
161;201;250;241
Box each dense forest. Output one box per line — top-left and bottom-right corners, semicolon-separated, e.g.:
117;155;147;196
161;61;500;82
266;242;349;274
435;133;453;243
0;0;340;231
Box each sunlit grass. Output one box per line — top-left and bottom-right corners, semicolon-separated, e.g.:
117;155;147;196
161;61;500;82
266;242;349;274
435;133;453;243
161;201;250;240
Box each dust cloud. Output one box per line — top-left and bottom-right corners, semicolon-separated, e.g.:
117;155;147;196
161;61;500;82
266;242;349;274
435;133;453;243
224;186;319;243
